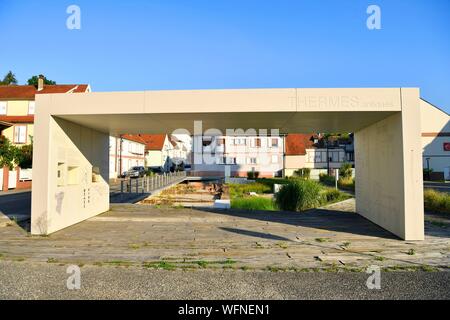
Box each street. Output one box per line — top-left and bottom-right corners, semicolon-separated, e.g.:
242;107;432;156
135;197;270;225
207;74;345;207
424;182;450;194
0;261;448;300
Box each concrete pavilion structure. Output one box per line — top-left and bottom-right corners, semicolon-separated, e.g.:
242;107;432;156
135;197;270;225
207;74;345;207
31;88;424;240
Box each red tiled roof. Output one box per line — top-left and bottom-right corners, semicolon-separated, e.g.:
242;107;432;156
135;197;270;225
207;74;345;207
0;84;90;100
0;115;34;123
138;134;167;151
285;134;315;155
121;134;146;145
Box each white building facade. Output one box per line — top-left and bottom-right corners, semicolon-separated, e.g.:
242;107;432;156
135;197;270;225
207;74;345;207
192;135;284;177
420;99;450;180
109;135;146;179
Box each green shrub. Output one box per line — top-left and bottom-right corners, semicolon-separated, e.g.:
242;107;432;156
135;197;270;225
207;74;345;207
339;163;353;179
338;177;355;191
319;173;335;186
424;189;450;214
322;188;342;203
275;179;323;211
231;197;276;211
321;188;351;205
228;183;271;198
247;171;260;179
293;168;311;180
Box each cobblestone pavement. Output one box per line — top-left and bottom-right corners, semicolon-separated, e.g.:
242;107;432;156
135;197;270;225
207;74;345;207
0;199;448;271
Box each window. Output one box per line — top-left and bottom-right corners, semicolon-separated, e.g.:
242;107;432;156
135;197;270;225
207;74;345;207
28;101;35;115
57;162;66;186
315;152;322;163
251;138;261;148
236;157;245;165
271;138;278;148
227;157;236;165
248;157;257;165
0;101;6;115
331;151;339;162
217;138;225;146
14;125;27;144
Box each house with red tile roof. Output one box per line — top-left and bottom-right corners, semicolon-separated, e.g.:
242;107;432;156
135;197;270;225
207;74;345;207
0;75;90;146
138;134;189;172
284;133;354;179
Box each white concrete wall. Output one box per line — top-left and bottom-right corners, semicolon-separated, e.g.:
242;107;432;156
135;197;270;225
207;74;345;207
31;115;109;235
355;89;424;240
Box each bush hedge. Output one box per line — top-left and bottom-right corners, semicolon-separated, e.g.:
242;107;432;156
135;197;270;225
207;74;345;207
275;179;323;211
424;189;450;214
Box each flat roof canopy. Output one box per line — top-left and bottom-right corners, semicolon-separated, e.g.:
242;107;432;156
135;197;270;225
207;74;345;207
38;88;403;135
32;87;425;240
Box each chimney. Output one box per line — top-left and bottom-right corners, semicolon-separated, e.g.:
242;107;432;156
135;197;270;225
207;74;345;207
37;74;44;91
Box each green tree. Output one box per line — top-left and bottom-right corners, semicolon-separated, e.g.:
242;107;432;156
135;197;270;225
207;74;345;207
0;136;19;169
16;143;33;169
0;71;18;85
27;75;56;86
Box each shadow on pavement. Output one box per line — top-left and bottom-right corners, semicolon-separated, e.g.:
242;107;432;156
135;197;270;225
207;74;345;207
219;227;293;241
197;207;400;240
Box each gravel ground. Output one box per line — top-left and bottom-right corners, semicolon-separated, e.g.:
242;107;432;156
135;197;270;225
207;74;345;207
0;261;449;300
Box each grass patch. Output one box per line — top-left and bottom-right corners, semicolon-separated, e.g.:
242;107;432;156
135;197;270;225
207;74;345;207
429;220;448;228
374;256;386;261
383;265;438;272
143;261;176;270
424;189;450;214
319;174;355;192
228;183;272;198
321;188;351;204
220;258;237;265
103;260;134;267
342;241;351;248
276;242;289;249
194;260;209;268
231;197;276;211
255;178;290;190
407;249;416;256
315;238;330;243
128;243;141;249
47;258;58;263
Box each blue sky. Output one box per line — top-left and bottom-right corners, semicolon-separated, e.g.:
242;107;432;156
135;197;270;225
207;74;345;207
0;0;449;112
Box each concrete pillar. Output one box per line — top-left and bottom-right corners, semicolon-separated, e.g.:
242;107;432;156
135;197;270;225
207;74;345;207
355;88;424;240
31;115;109;235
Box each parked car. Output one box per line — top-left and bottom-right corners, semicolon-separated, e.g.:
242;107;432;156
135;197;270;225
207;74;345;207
126;166;146;178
